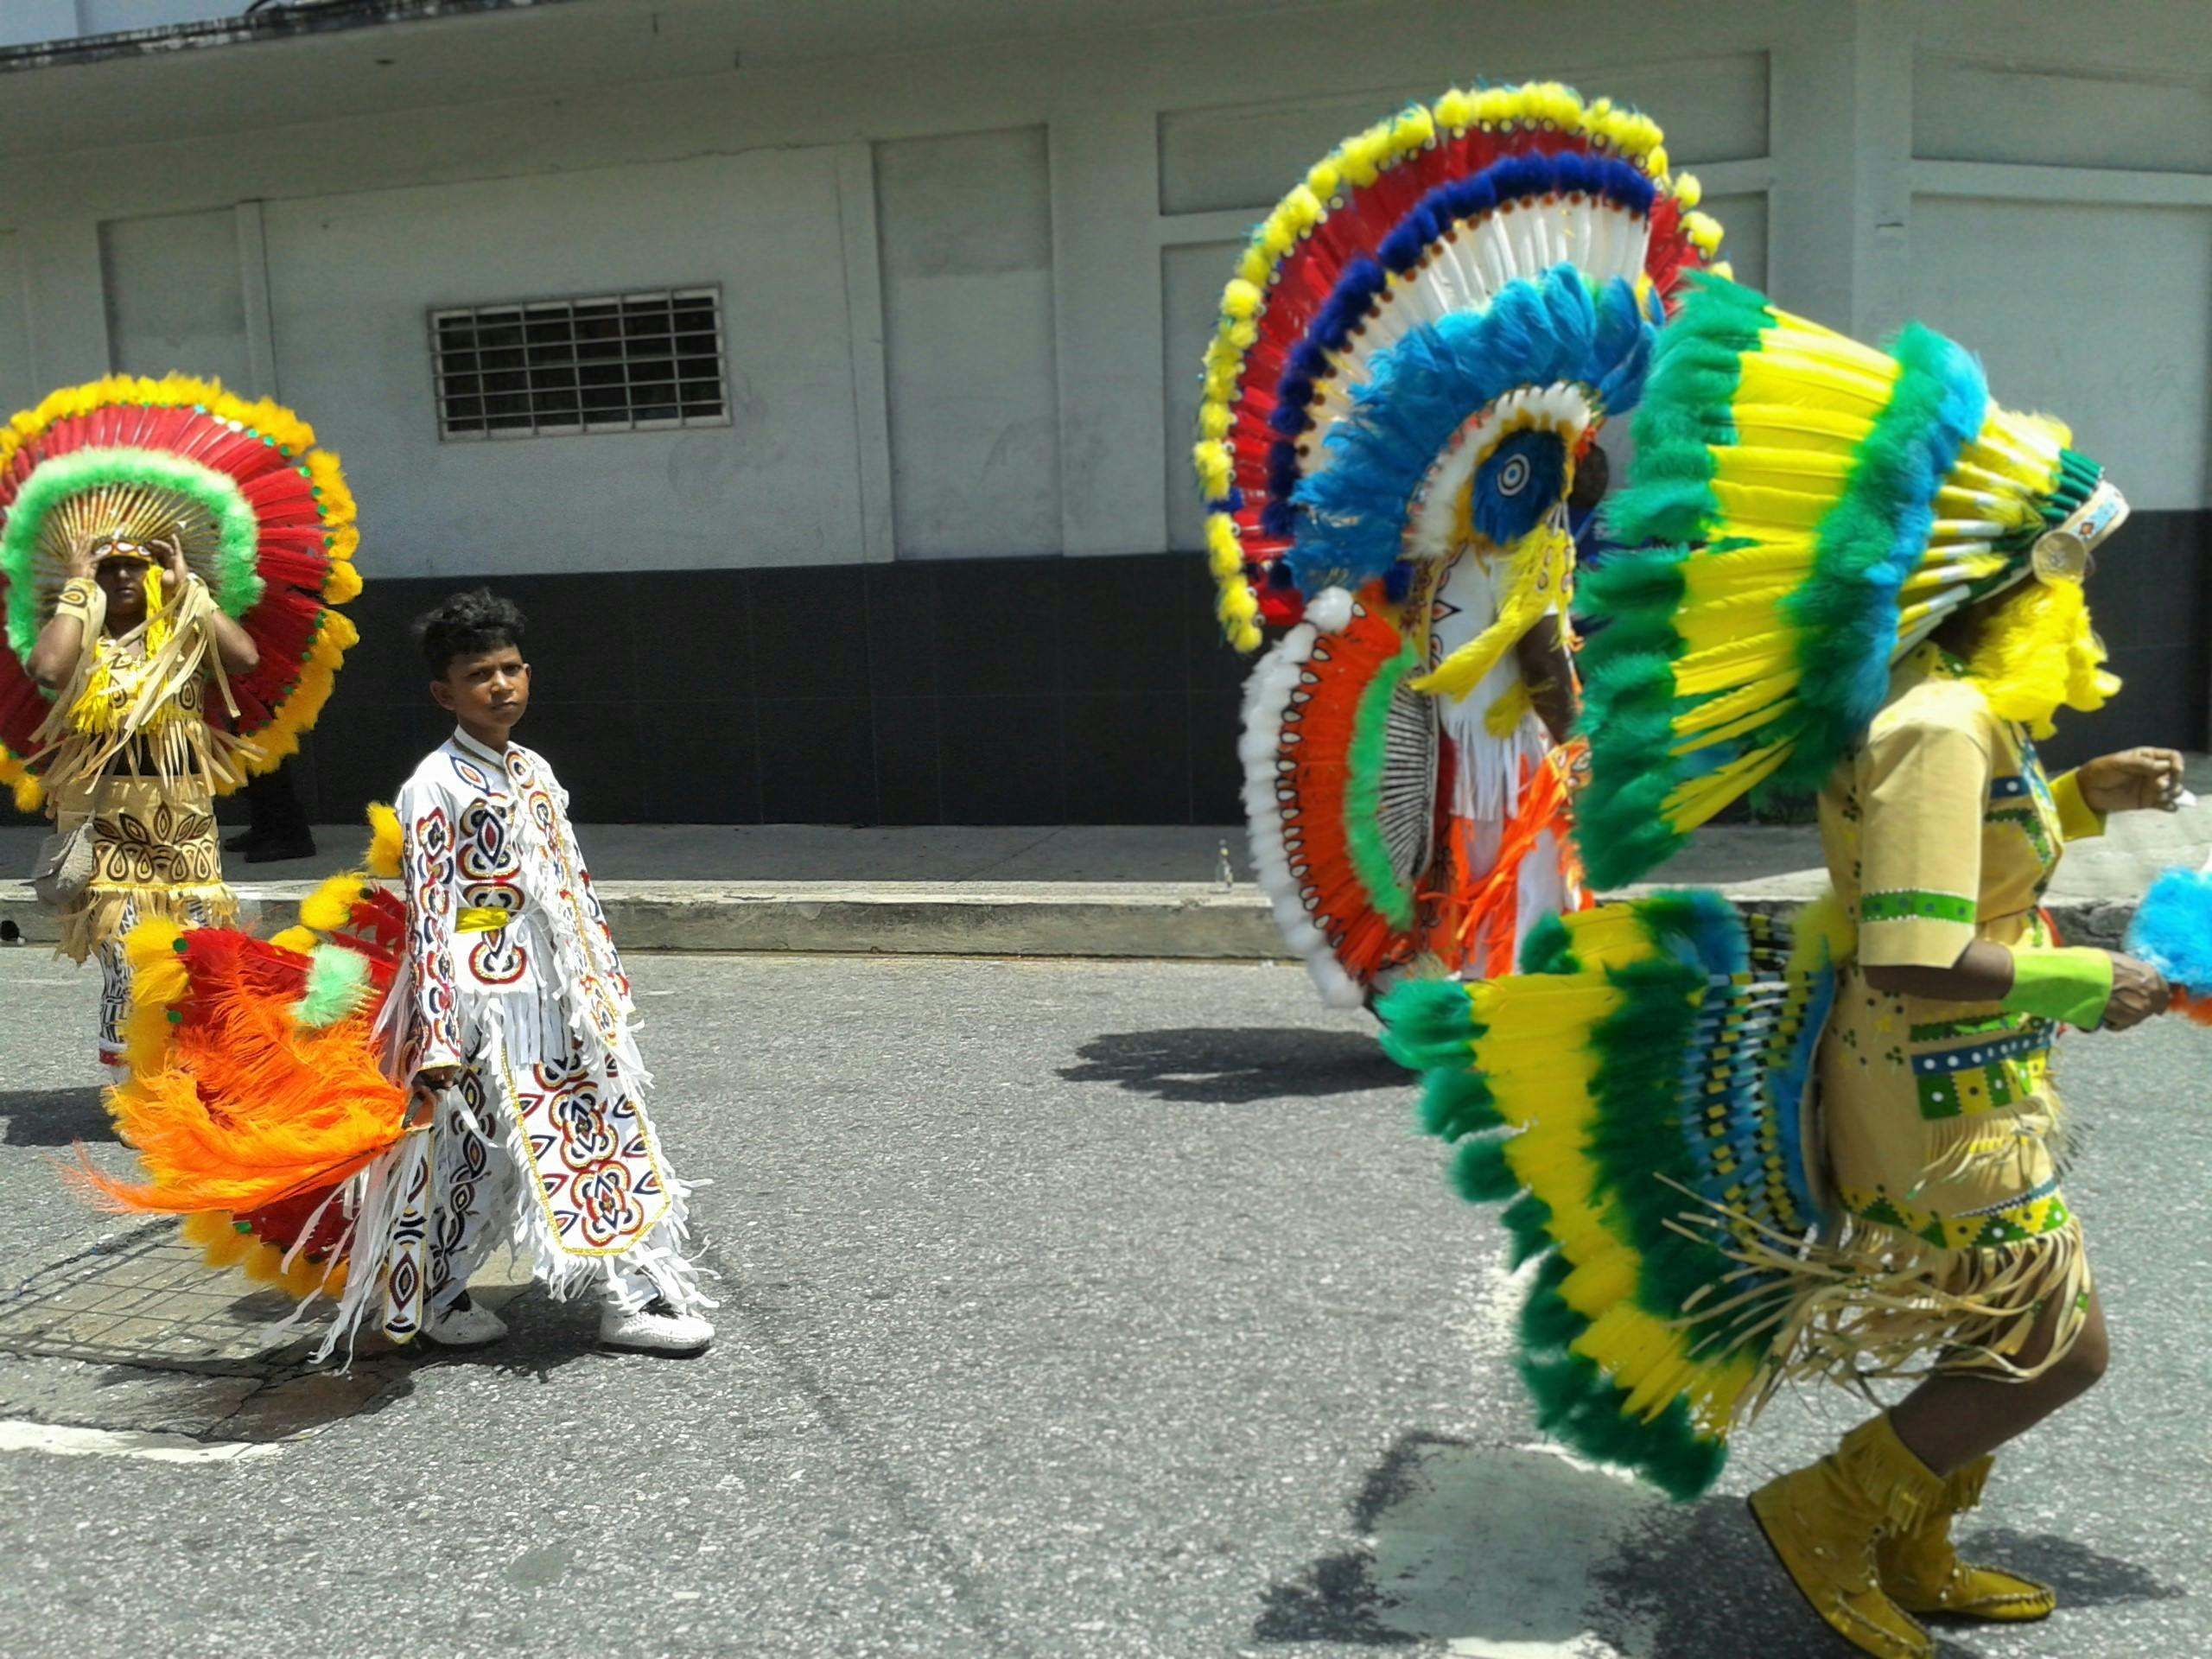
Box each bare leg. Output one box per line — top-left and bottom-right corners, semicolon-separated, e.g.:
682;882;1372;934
1889;1289;2108;1477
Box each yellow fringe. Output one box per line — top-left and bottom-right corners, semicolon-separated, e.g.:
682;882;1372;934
1697;1205;2094;1414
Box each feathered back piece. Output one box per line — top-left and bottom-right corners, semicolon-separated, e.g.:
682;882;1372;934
1574;276;2118;890
1192;82;1726;650
0;374;363;810
69;813;410;1298
1381;891;1851;1497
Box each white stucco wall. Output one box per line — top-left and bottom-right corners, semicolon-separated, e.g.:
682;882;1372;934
255;148;868;578
0;0;2205;576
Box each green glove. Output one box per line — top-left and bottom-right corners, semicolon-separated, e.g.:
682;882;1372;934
2002;946;2113;1028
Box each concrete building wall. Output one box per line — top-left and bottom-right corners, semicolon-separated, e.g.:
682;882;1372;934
259;149;869;577
0;0;2206;823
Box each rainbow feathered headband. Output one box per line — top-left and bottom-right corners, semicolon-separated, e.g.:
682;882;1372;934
1573;276;2126;889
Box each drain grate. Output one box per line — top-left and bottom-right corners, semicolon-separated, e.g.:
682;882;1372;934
0;1220;328;1376
0;1224;540;1441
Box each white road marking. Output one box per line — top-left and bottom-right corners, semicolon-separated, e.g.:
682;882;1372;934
0;1419;279;1464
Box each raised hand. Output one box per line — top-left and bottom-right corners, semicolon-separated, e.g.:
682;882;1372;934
2101;951;2173;1030
2077;747;2186;814
155;533;190;601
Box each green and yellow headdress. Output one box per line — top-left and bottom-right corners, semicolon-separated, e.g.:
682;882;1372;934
1574;276;2124;890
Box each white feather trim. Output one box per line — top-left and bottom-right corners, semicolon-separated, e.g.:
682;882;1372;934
1305;587;1356;633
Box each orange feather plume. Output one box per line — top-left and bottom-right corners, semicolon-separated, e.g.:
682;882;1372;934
74;929;406;1217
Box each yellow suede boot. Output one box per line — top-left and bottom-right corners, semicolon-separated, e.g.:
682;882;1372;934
1877;1454;2056;1621
1747;1414;1943;1659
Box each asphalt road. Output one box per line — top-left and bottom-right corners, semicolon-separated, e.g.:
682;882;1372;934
0;950;2202;1658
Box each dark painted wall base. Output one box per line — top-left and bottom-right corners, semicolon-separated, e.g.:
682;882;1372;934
259;551;1254;828
8;513;2204;830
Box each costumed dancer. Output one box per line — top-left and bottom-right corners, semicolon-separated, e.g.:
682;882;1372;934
1380;273;2184;1658
77;589;712;1360
1191;83;1727;1007
0;376;361;1065
386;589;710;1353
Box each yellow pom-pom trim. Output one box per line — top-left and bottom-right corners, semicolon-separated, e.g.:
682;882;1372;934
179;1211;348;1299
1205;514;1243;581
365;800;403;880
299;874;367;934
116;917;190;1075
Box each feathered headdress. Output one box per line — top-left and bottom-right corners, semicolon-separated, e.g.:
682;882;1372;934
0;374;363;810
1574;276;2126;890
1192;81;1726;652
1196;83;1730;1007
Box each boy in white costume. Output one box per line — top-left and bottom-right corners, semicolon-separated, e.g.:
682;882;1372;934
397;588;711;1355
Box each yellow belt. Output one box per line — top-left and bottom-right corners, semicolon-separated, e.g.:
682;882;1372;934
456;906;513;933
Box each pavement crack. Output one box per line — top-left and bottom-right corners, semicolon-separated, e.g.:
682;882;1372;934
726;1276;1039;1659
955;828;1063;882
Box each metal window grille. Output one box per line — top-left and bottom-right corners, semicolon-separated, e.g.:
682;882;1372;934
429;286;731;440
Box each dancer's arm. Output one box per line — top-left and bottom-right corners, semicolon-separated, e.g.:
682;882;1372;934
156;537;258;675
396;778;466;1090
26;544;98;689
1513;612;1578;746
1853;716;2168;1026
1863;942;2166;1029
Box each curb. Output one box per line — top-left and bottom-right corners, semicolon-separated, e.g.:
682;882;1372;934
0;880;1287;960
0;878;2140;957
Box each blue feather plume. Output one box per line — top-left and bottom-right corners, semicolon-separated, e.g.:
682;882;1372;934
1282;269;1653;595
1471;429;1567;547
2126;867;2212;994
1260;150;1662;569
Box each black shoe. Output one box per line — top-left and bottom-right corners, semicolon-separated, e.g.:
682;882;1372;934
224;830;263;854
244;834;318;865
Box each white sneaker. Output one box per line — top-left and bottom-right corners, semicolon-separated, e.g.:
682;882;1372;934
598;1297;713;1356
422;1294;509;1349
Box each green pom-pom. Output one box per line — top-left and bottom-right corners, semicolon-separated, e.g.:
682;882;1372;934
1452;1135;1522;1204
1499;1191;1555;1268
289;944;373;1029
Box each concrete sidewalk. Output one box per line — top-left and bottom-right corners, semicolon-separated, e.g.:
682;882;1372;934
3;763;2209;956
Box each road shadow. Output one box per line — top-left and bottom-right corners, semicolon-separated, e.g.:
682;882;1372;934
1248;1431;2184;1656
1599;1499;2182;1658
1254;1430;1440;1644
1061;1027;1402;1104
0;1087;111;1148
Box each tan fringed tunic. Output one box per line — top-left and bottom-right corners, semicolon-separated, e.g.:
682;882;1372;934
34;577;246;1059
1813;645;2101;1375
